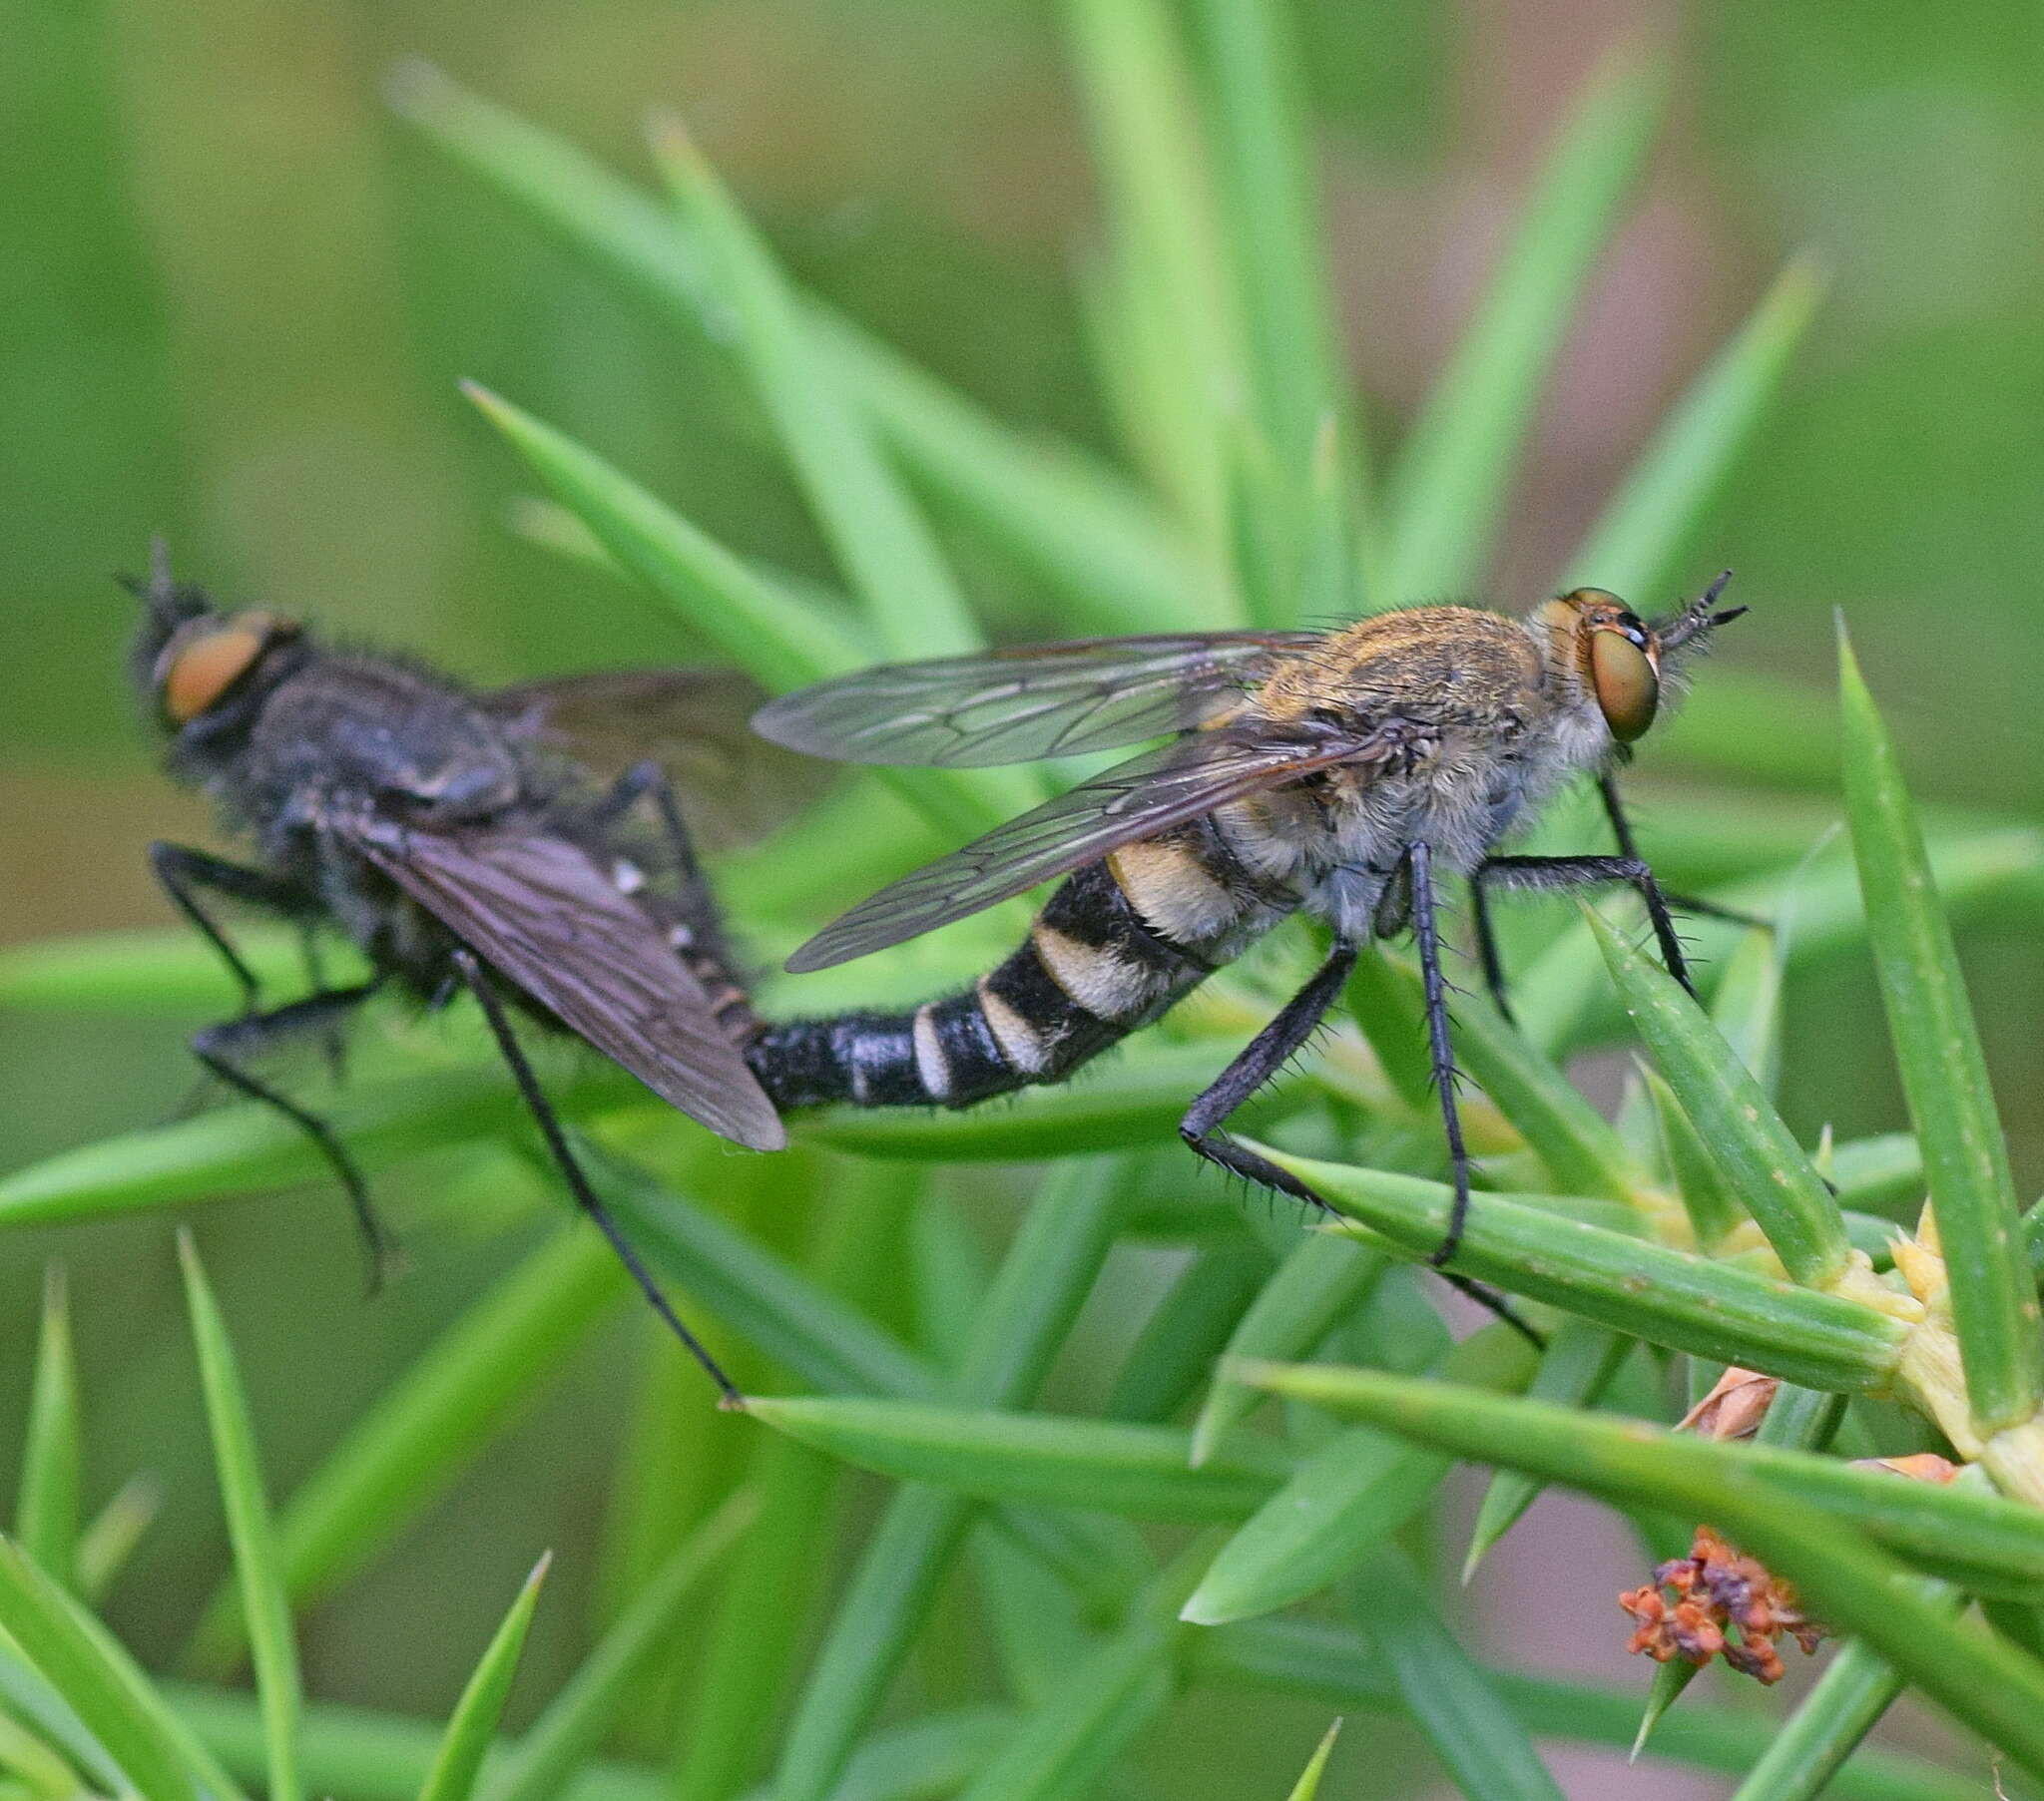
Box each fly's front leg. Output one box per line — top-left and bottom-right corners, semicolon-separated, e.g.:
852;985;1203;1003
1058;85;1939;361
1477;853;1695;996
1179;937;1359;1205
149;842;312;1015
188;983;396;1287
1598;775;1769;933
1467;873;1514;1026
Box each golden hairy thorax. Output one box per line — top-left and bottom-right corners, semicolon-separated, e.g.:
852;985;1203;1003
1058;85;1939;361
1251;606;1547;728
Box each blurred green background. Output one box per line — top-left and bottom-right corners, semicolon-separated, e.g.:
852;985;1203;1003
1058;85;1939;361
2;0;2041;1781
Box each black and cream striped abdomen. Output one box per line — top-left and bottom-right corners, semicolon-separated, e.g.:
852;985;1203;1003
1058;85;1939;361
750;815;1293;1112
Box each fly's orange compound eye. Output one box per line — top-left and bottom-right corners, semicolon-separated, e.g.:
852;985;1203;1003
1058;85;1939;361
157;612;291;725
1589;625;1660;742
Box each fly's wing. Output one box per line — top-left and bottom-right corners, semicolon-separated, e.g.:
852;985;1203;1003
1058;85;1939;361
787;720;1410;972
752;632;1321;767
483;669;816;850
343;815;785;1150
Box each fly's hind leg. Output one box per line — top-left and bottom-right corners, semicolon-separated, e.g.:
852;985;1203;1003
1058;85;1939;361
596;760;704;886
188;983;396;1288
1179;937;1359;1205
449;947;742;1406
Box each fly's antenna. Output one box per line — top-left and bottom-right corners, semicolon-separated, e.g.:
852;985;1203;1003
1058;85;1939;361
1656;569;1746;652
118;536;211;630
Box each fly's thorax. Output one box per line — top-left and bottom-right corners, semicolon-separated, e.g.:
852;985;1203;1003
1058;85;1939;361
1254;606;1545;730
241;657;526;836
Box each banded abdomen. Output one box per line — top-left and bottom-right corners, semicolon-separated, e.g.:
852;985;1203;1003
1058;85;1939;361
750;815;1293;1110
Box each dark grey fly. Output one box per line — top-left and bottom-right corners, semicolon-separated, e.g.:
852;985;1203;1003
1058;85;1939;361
132;549;795;1401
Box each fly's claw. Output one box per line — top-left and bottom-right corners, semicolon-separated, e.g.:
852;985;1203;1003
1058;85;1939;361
1619;1525;1824;1685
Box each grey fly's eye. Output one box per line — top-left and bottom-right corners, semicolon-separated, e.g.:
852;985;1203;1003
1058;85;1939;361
157;611;289;724
1589;627;1660;742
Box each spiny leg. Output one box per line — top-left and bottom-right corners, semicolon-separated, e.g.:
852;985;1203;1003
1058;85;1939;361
1179;936;1359;1203
450;947;741;1406
1598;774;1768;932
190;984;395;1287
1408;842;1475;1262
1478;853;1695;996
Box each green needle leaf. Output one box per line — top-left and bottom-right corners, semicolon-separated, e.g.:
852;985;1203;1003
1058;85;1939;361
1062;0;1244;543
1382;48;1664;598
460;383;865;692
1252;1150;1906;1391
179;1233;301;1801
1233;1362;2044;1600
1565;255;1825;599
1462;1318;1632;1578
386;62;1190;636
1346;1550;1568;1801
1584;905;1851;1287
1725;1595;1955;1801
955;1559;1193;1801
1837;621;2042;1434
483;1491;754;1801
765;1161;1130;1801
1192;1235;1389;1465
15;1268;80;1594
1189;0;1341;473
189;1230;622;1675
1185;1326;1534;1625
647;119;987;667
747;1396;1288;1523
0;1537;234;1801
416;1556;549;1801
1282;1719;1342;1801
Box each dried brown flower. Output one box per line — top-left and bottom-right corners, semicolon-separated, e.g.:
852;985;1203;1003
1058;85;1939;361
1619;1525;1825;1685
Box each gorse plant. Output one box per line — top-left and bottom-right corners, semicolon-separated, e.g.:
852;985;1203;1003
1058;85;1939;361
1;2;2041;1797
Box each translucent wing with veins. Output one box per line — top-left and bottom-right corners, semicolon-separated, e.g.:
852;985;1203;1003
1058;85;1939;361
752;632;1319;767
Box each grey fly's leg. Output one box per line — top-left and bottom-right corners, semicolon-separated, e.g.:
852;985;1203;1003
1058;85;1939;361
1179;937;1360;1207
596;759;705;886
149;842;310;1014
1478;853;1695;996
189;983;397;1287
450;948;742;1407
1598;775;1768;932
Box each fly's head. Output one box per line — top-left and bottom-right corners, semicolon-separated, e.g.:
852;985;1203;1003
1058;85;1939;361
127;548;307;763
1528;572;1746;752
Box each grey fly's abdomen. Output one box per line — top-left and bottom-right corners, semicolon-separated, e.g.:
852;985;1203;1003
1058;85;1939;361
749;819;1291;1110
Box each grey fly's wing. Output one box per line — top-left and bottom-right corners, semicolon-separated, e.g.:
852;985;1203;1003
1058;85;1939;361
344;816;785;1150
785;721;1399;972
752;633;1320;767
483;669;816;850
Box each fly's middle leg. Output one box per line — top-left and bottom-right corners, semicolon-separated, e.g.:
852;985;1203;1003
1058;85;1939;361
1408;846;1540;1345
1178;936;1359;1208
188;982;394;1287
